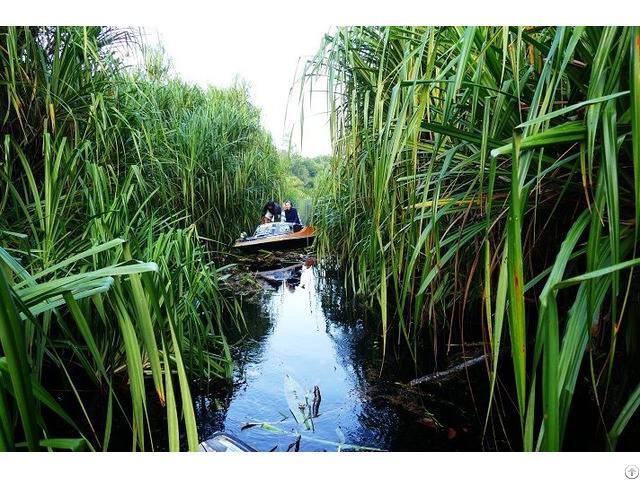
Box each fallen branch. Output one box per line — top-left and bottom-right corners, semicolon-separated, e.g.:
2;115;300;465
409;353;488;386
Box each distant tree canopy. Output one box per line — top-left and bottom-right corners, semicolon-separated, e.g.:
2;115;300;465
287;152;329;189
280;150;330;221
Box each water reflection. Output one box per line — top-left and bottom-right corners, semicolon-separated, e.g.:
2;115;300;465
193;261;486;452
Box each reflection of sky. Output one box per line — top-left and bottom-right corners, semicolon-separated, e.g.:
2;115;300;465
194;264;489;452
220;266;370;451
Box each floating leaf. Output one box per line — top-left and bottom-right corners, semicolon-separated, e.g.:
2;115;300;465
283;374;312;430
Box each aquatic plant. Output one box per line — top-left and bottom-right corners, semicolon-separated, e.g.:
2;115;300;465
0;26;280;451
301;26;640;451
239;373;382;451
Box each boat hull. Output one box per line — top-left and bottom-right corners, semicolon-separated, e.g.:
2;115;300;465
233;225;316;254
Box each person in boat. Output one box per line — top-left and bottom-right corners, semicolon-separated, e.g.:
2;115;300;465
283;200;301;224
262;200;282;223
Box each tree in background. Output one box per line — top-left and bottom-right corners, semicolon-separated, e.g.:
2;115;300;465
280;149;330;224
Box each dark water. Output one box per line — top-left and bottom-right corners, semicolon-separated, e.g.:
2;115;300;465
191;261;490;452
43;259;639;455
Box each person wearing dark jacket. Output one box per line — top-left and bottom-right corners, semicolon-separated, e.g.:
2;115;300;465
262;201;281;223
283;200;301;224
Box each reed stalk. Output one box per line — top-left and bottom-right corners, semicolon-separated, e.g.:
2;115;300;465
302;26;640;451
0;26;280;451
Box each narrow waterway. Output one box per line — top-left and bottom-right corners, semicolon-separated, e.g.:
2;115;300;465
192;261;488;452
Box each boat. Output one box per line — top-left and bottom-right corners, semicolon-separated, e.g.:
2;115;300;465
199;431;257;452
232;222;316;254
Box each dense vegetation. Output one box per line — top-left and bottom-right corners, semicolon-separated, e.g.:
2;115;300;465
281;150;330;223
3;24;638;454
0;26;284;451
302;26;640;451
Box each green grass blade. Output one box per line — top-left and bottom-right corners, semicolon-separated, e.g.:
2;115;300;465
507;131;527;426
632;27;640;242
167;313;199;451
0;269;39;450
484;252;508;433
541;295;559;451
555;257;640;290
162;338;180;452
35;438;89;452
0;367;16;450
516;91;628;128
14;238;125;289
122;243;165;408
111;289;147;451
607;380;640;451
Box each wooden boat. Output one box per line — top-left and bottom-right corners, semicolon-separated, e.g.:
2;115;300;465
232;222;316;254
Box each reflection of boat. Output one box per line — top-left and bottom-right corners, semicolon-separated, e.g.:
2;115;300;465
256;263;303;285
199;431;257;452
233;222;316;254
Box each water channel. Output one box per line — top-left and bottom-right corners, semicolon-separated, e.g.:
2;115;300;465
191;260;490;452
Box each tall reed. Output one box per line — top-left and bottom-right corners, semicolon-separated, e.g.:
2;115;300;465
302;26;640;451
0;26;281;451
